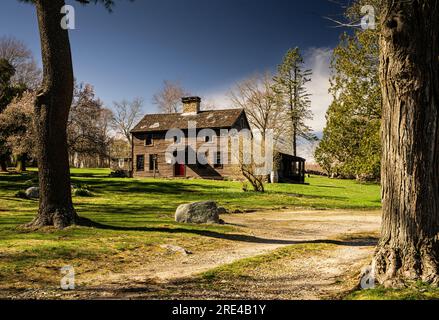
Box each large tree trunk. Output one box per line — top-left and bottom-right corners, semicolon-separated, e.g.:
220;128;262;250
374;0;439;286
28;0;78;229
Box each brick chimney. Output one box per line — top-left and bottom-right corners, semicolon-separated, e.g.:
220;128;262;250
182;96;201;115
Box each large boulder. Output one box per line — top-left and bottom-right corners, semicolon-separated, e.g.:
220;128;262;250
175;201;221;224
25;187;39;199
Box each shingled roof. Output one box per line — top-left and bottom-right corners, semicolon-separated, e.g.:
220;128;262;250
131;109;245;133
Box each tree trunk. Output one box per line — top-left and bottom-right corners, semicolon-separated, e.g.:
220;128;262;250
0;156;7;172
292;125;297;157
28;0;78;229
374;0;439;286
15;154;27;172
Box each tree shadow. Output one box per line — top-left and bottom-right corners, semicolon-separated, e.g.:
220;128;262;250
77;217;378;247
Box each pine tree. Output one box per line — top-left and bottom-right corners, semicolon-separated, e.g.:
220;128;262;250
274;48;315;157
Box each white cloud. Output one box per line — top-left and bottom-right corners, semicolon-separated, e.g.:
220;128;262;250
201;47;333;131
198;47;333;163
304;47;333;133
200;89;233;110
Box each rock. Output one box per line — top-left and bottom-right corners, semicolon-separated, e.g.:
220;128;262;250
160;244;192;255
25;187;39;199
217;206;229;215
175;201;221;224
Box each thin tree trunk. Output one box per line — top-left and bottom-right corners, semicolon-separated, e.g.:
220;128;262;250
28;0;78;229
292;125;297;157
15;154;27;172
374;0;439;286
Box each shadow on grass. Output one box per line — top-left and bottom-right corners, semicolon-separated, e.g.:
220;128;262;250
71;178;230;196
77;217;378;247
313;185;346;189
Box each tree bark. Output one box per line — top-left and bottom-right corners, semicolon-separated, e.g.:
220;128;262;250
15;154;27;172
28;0;78;229
374;0;439;286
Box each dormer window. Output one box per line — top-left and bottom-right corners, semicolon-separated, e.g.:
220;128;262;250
145;134;153;146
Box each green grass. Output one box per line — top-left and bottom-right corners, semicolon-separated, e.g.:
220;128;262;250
346;282;439;300
0;168;381;295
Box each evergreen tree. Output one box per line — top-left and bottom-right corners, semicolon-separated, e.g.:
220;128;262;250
315;29;381;180
274;48;315;157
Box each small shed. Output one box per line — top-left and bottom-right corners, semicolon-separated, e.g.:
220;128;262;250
276;153;306;184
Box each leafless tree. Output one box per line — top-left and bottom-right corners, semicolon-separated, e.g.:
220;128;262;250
0;36;41;89
230;73;289;149
67;83;112;167
153;80;188;114
230;133;266;193
111;98;144;146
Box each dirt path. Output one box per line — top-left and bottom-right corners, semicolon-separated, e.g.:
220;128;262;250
88;209;381;299
150;210;380;282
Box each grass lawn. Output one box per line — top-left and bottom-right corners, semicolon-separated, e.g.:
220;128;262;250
0;168;381;297
346;282;439;300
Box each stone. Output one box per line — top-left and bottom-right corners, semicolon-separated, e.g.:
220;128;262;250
175;201;220;224
25;187;39;199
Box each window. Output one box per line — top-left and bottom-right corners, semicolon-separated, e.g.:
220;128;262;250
214;152;223;169
240;118;245;128
149;154;158;171
174;136;181;144
205;135;211;143
136;155;145;171
145;134;153;146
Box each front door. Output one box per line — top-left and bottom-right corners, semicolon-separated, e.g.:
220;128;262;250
174;163;186;177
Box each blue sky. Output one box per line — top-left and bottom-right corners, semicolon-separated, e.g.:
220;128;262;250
0;0;345;131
